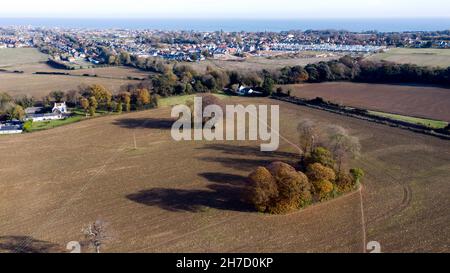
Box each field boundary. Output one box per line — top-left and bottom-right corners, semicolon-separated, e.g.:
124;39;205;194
272;95;450;140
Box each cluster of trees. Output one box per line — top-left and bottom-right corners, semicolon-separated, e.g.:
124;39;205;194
1;83;157;122
72;84;156;116
0;92;26;121
269;56;450;86
132;63;275;98
246;119;364;214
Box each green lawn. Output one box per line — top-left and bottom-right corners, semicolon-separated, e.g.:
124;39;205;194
369;111;448;129
367;48;450;68
28;108;112;132
0;48;49;67
158;93;230;107
28;115;85;132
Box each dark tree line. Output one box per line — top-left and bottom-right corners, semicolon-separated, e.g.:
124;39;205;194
269;55;450;86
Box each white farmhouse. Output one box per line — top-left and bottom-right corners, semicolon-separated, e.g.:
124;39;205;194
53;102;68;114
26;102;68;122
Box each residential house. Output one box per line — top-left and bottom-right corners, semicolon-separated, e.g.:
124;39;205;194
237;86;264;96
25;102;68;122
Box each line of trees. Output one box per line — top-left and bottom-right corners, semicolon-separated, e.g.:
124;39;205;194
0;83;157;122
268;56;450;86
97;46;450;89
121;63;275;98
63;84;156;116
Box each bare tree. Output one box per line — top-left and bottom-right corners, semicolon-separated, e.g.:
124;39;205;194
82;220;108;253
324;125;361;173
297;119;319;156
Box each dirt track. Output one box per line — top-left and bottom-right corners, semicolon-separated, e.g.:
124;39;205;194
284;82;450;121
0;97;449;253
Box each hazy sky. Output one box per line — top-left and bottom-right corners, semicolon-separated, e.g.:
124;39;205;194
1;0;449;19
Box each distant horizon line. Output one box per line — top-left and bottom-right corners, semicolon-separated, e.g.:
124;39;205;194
1;16;450;20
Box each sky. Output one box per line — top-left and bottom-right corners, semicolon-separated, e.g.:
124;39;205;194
0;0;449;19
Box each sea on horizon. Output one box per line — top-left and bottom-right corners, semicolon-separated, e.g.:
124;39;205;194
0;18;450;32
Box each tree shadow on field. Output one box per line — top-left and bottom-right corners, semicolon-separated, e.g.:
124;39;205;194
197;144;297;159
197;144;298;171
0;236;62;253
200;157;273;172
112;118;174;130
126;144;294;213
126;172;253;212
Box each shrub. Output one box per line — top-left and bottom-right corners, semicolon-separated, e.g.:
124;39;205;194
305;147;335;169
350;168;365;185
313;180;334;200
295;171;313;208
335;172;355;193
22;120;33;132
247;167;278;213
306;163;336;183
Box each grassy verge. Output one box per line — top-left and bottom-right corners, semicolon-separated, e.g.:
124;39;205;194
368;110;448;129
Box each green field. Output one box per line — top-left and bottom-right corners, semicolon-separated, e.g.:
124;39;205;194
367;48;450;68
369;110;448;129
158;93;230;107
0;48;49;67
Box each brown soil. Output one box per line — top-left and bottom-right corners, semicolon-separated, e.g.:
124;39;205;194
0;97;449;253
284;82;450;121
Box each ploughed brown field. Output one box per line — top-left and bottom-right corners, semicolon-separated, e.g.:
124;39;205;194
0;61;151;98
0;97;449;253
283;82;450;121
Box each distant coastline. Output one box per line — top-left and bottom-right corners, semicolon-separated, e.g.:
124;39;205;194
1;17;450;32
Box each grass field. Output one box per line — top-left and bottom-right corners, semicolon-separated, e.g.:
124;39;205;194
369;111;448;129
158;93;230;107
367;48;450;68
0;97;448;253
284;82;450;121
189;54;339;73
0;48;49;68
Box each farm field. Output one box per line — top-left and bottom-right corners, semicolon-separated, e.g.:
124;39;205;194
0;97;449;253
0;72;137;98
0;48;153;98
3;62;151;80
189;54;339;73
283;82;450;121
367;48;450;68
0;48;49;67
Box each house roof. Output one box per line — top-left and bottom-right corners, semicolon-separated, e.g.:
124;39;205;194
25;107;43;114
0;125;21;131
